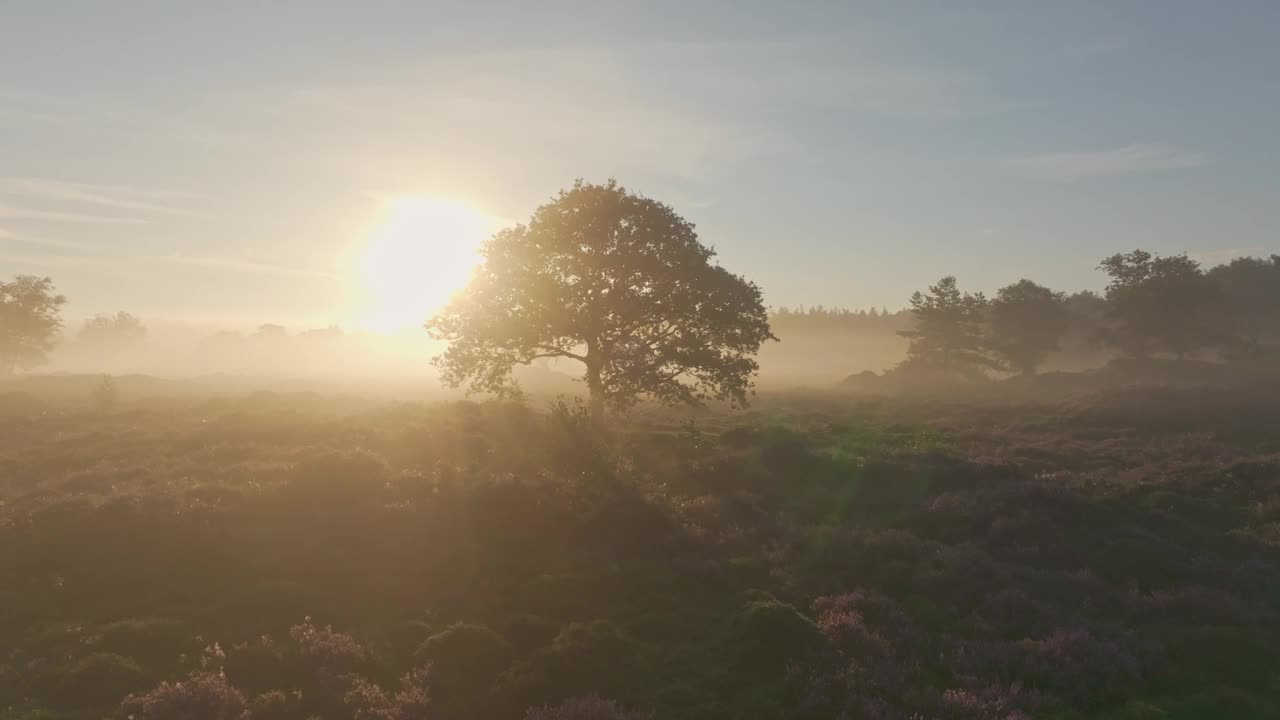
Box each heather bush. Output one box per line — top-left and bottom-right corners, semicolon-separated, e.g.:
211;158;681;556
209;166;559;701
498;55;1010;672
524;696;651;720
502;614;561;655
344;667;431;720
88;618;199;671
224;637;291;696
4;390;1280;720
934;687;1031;720
728;592;824;678
246;690;295;720
493;621;646;713
115;672;246;720
958;628;1144;707
414;623;512;710
58;653;150;710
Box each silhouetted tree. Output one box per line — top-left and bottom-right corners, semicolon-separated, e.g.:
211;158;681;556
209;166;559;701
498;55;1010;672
989;280;1069;375
78;311;147;351
0;274;66;375
897;276;998;380
1207;255;1280;359
1097;250;1219;360
428;180;776;426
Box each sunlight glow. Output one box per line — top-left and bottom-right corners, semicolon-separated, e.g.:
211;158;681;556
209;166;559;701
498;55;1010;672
350;196;497;333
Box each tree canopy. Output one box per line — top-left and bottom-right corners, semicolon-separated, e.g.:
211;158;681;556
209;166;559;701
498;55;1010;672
989;279;1069;375
0;275;67;374
1097;250;1219;360
1207;255;1280;358
896;276;998;381
427;180;776;425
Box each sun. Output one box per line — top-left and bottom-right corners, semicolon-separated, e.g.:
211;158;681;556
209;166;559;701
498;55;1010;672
349;195;498;333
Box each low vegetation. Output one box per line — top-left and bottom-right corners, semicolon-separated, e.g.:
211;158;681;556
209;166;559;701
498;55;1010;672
3;383;1279;719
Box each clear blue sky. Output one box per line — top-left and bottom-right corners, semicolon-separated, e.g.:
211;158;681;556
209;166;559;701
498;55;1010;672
2;1;1277;328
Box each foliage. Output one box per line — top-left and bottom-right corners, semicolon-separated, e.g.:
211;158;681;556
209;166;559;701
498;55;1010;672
1207;255;1280;358
989;280;1069;375
428;179;776;425
0;275;66;374
897;276;999;380
1097;250;1219;359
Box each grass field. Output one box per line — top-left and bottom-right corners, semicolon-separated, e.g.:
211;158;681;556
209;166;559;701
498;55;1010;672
3;381;1280;719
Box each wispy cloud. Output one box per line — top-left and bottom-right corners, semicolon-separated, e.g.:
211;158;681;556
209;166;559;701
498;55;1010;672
0;249;100;267
0;201;146;224
0;227;94;250
1009;144;1213;180
0;177;202;216
165;254;337;280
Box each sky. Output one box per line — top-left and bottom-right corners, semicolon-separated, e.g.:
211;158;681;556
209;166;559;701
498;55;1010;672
2;1;1278;330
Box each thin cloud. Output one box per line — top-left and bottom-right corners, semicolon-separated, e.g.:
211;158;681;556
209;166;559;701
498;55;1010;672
0;201;146;224
165;254;338;280
0;249;99;267
0;177;203;216
0;227;94;250
1010;144;1213;180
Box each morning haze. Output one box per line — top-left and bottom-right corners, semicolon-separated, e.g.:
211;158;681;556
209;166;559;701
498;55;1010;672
3;3;1280;720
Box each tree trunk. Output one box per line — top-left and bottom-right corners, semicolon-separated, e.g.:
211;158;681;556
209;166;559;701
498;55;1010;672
585;343;605;429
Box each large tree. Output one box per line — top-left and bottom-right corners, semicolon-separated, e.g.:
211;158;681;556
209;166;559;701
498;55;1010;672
1206;255;1280;359
428;180;776;426
988;279;1069;375
0;275;67;375
1097;250;1219;360
896;276;999;381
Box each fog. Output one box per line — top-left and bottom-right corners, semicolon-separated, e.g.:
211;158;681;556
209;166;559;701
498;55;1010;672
26;313;1117;404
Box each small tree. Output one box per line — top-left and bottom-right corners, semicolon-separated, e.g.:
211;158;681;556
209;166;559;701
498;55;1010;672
0;274;67;374
989;279;1069;375
896;276;998;380
428;180;776;426
1097;250;1219;360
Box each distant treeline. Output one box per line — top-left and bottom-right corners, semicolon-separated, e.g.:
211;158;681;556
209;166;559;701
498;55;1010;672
770;306;912;332
771;253;1279;356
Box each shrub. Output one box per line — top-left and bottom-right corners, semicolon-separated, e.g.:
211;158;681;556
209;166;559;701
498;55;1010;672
116;671;246;720
90;617;199;670
494;621;646;712
728;593;824;677
524;695;652;720
414;623;513;699
223;637;289;697
345;667;431;720
59;653;149;710
289;618;367;676
246;690;295;720
503;614;561;654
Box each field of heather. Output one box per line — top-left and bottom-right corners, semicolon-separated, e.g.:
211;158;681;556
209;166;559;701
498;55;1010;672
2;384;1279;720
